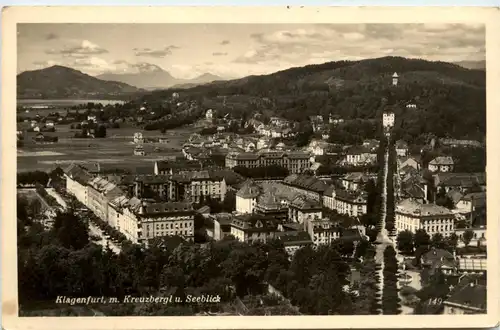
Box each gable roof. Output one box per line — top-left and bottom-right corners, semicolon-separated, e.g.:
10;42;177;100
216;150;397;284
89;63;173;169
429;156;454;166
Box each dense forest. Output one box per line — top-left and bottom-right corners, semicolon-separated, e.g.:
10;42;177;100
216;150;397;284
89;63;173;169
140;56;485;143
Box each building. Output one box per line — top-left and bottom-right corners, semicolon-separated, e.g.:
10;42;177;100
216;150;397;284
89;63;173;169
225;150;311;174
341;172;376;191
134;145;146;156
433;172;486;194
382;110;395;130
400;156;421;171
395;140;409;157
276;231;313;256
455;192;486;216
137;201;195;245
230;214;281;244
119;174;170;200
87;176;124;221
210;213;234;241
324;188;368;217
428;156;454;172
439;138;483;149
395;199;456;237
288;195;322;228
392;72;399;86
235;180;261;214
282;174;329;201
108;196;142;242
154;159;201;175
255;192;288;221
134;132;144;144
206;109;214;120
363;139;380;152
455;227;486;248
64;163;93;205
343;146;377;166
306;218;341;246
168;170;227;204
443;280;486;314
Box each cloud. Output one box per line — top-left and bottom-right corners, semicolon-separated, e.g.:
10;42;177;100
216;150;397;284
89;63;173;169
45;40;108;57
45;33;59;40
134;45;179;58
32;60;60;69
220;40;230;45
234;23;485;66
212;52;228;56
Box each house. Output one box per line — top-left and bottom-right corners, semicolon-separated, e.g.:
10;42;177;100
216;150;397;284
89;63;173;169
235;180;261;214
400;156;421;171
306;218;341;246
210;213;234;240
455;226;486;248
341;172;376;191
282;174;329;201
443;279;486;314
395;140;409;157
362;139;379;152
433;172;486;194
134;145;146;156
153;160;201;175
30;120;38;127
87;176;124;221
64;163;93;205
168;170;228;204
134;132;144;144
421;247;458;275
45;120;55;128
395;199;456;237
230;214;281;244
439;138;483;149
329;189;368;217
206;109;214;120
87;115;97;122
428;156;454;172
455;192;486;215
288;195;322;227
276;231;313;256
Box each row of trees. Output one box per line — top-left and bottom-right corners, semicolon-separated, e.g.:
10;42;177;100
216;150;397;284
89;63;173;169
17;171;50;186
385;138;397;232
381;246;402;314
352;245;381;314
396;228;474;258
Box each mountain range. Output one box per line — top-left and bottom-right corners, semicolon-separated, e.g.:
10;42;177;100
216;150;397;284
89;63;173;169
96;63;224;90
452;60;486;70
17;65;141;99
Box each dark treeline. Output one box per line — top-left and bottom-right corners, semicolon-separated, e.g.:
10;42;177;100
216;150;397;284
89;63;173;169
385;138;397;232
382;246;401;314
18;205;377;315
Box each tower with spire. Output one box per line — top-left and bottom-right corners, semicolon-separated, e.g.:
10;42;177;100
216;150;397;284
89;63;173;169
392;72;399;86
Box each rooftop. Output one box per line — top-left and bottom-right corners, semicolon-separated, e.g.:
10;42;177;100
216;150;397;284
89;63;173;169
236;179;261;198
397;199;455;217
429;156;454;166
283;174;329;193
445;283;486;312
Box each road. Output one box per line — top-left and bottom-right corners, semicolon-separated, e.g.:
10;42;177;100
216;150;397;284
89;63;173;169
45;188;121;254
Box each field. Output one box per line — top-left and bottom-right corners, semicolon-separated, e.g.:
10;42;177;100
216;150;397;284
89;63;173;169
17;124;198;172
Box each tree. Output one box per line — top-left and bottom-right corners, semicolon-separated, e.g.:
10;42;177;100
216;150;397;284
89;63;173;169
414;229;430;250
95;125;107;138
447;233;459;250
461;230;474;247
396;230;414;254
51;211;89;250
431;233;445;249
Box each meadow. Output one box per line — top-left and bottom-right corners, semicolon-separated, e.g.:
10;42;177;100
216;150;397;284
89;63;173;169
17;124;197;172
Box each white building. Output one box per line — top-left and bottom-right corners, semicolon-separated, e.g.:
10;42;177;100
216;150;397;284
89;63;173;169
395;199;456;237
235;180;261;214
392;72;399;86
383;110;395;130
64;164;92;205
428;156;454;173
133;132;144;144
206;109;214;120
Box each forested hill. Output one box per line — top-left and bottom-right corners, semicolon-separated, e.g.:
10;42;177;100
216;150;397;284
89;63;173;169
141;56;486;142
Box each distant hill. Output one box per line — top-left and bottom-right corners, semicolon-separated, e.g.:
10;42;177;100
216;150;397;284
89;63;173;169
17;65;141;99
453;60;486;70
141;56;485;142
97;63;224;89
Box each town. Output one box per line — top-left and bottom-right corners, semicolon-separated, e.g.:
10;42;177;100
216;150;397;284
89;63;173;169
16;69;487;317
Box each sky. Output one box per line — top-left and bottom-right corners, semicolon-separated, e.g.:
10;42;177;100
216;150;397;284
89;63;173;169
17;23;485;79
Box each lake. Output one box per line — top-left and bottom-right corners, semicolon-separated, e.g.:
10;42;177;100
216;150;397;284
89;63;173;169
17;99;126;107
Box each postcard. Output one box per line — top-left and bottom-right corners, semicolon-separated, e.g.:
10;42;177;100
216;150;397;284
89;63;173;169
2;5;499;330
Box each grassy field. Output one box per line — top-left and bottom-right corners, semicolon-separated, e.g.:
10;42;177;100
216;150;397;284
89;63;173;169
17;124;198;172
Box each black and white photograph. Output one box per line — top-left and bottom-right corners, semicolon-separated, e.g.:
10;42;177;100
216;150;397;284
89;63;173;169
2;6;499;330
